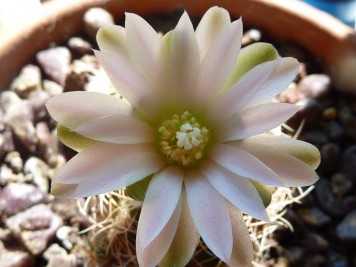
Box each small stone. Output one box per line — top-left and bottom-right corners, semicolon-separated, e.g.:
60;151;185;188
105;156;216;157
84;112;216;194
342;196;356;213
298;74;331;98
6;204;63;255
341;145;356;181
297;207;331;227
68;37;92;56
0;242;35;267
278;82;305;104
320;143;340;174
284;246;304;266
0;91;22;112
338;106;356;140
336;210;356;242
330;173;353;198
302;232;329;253
56;226;78;250
322;121;345;141
10;64;41;98
300;130;328;147
24;157;50;193
84;8;114;42
43;79;63;96
0;183;51;216
4;151;23;173
241;29;262;46
0;130;15;160
322;107;337;120
36;47;71;85
43;244;77;267
64;58;95;92
27;90;50;115
315;178;345;218
326;252;349;267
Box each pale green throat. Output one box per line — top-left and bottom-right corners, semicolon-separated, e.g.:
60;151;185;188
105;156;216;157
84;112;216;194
158;111;210;167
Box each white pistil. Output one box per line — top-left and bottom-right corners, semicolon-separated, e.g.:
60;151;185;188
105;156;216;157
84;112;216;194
176;123;202;150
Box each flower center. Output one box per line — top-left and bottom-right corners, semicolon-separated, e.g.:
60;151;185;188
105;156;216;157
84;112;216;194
158;111;209;167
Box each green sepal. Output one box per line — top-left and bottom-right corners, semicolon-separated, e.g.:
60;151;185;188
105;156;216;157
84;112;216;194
57;124;96;152
225;42;278;89
250;180;272;208
125;175;153;201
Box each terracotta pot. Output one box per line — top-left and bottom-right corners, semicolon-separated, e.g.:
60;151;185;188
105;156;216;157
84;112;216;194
0;0;355;93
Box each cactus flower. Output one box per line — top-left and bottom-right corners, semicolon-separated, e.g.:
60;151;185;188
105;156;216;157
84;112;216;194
46;6;320;267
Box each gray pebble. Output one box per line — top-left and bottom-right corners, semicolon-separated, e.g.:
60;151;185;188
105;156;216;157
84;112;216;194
297;207;331;227
4;151;23;173
24;157;50;193
341;145;356;181
43;244;77;267
43;79;63;96
36;47;71;85
320;142;340;174
0;242;35;267
6;204;63;255
84;8;114;42
336;210;356;242
10;64;42;98
68;37;92;56
298;74;331;98
330;173;353;198
0;183;51;216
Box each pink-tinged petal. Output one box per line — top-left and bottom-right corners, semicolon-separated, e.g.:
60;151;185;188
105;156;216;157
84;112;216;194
163;12;199;104
74;114;154;144
244;57;299;108
210;144;284;186
195;6;231;59
238;141;319;187
185;169;233;263
200;159;269;221
94;50;159;117
209;60;279;125
137;196;182;267
97;25;127;55
243;134;320;169
138;166;183;249
196;19;243;103
218;103;300;141
54;143;164;197
160;193;200;267
125;13;163;91
228;204;253;267
46;91;131;129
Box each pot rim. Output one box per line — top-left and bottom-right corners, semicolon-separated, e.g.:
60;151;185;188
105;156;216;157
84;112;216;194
0;0;355;92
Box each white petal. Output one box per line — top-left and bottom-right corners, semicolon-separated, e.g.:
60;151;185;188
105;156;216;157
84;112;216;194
196;19;243;103
243;134;321;169
244;57;299;107
94;50;159;117
238;141;319;187
97;25;127;55
74;114;154;144
210;144;284;186
218;103;299;141
195;6;231;59
200;159;269;221
138;166;183;248
125;13;162;90
185;169;233;263
163;12;199;104
228;205;254;267
46;91;131;129
54;143;164;197
137;196;182;267
208;59;279;124
160;193;200;267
